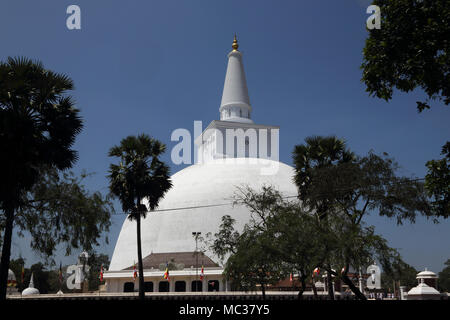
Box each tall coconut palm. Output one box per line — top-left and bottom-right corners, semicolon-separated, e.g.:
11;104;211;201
0;57;82;300
292;136;355;300
108;134;172;300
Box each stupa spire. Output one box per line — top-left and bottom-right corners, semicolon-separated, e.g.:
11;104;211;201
29;272;35;288
219;35;253;124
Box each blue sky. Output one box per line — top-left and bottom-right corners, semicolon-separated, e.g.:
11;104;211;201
1;0;449;273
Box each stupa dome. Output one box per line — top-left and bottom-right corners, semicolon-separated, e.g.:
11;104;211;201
109;158;298;271
22;287;40;295
22;273;39;295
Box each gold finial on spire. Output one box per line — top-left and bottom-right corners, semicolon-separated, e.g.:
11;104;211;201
232;34;239;51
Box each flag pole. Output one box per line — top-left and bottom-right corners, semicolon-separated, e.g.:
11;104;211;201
192;232;201;292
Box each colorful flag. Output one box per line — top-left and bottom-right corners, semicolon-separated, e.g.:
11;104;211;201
290;273;293;282
99;264;104;282
133;262;137;281
313;267;320;276
200;265;204;281
341;267;346;274
163;262;170;281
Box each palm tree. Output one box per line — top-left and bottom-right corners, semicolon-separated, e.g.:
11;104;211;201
292;136;355;300
108;134;172;300
293;136;355;219
0;57;82;300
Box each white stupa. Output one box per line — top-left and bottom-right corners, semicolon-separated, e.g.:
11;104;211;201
105;36;298;293
6;269;20;295
22;272;40;296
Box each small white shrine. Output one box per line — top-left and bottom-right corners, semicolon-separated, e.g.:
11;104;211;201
406;268;441;300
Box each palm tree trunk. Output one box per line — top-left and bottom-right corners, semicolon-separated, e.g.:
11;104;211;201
0;204;15;300
136;210;145;300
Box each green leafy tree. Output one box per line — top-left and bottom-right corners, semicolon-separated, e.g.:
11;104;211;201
47;263;67;293
292;136;435;299
86;252;110;291
361;0;450;229
208;215;285;299
11;167;113;259
207;215;240;266
438;259;450;292
28;262;53;294
235;186;404;300
108;134;172;300
425;142;450;218
0;57;83;300
362;0;450;112
209;185;405;301
9;258;71;294
293;136;355;300
233;186;323;299
381;260;417;293
293;136;355;221
8;257;26;291
323;213;403;300
302;151;434;224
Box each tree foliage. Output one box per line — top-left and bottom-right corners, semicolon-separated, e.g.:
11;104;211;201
208;215;240;265
304;152;434;224
207;185;405;300
290;136;439;298
381;260;418;292
232;186;323;298
438;259;450;292
425;142;450;218
8;252;110;293
362;0;450;112
8;258;62;294
108;134;172;218
10;167;113;260
224;225;285;298
293;136;434;225
87;252;110;291
0;57;83;299
293;136;354;220
0;57;83;207
108;134;172;300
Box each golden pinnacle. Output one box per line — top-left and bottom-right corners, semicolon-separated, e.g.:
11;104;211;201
232;34;239;51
